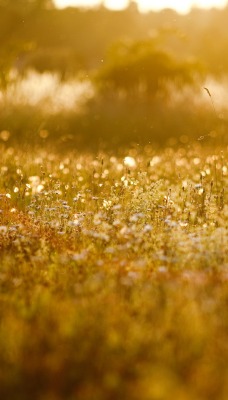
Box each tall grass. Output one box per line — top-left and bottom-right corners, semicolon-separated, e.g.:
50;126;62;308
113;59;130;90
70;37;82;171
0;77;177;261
0;143;227;399
0;71;227;150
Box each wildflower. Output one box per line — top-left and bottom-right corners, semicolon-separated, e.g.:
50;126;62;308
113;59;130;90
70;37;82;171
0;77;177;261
143;224;153;232
0;226;7;234
72;251;88;262
150;156;161;167
103;200;112;209
124;156;136;168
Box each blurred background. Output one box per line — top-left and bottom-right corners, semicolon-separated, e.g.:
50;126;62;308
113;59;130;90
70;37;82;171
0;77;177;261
1;0;228;150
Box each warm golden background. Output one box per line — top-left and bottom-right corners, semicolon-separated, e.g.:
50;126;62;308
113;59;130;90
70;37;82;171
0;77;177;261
0;3;228;400
1;0;228;149
55;0;227;14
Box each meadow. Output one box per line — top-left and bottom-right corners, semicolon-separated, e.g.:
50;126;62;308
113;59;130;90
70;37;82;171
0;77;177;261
0;141;227;399
1;4;228;398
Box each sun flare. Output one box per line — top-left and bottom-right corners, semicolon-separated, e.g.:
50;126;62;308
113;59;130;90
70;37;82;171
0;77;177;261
54;0;227;13
55;0;101;8
138;0;227;13
104;0;129;10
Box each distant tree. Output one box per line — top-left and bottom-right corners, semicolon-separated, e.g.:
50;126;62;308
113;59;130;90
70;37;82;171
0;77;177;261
0;55;12;91
0;43;26;91
96;40;202;100
0;0;54;14
0;0;54;90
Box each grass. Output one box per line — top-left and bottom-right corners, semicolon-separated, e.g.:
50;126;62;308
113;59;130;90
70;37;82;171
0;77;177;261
2;71;228;151
0;142;227;400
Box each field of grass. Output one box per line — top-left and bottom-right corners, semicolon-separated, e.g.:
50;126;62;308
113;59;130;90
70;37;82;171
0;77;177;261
0;142;227;400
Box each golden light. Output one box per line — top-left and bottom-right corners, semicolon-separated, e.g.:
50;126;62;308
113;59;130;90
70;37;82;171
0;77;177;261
138;0;227;13
55;0;101;8
54;0;228;13
139;0;192;13
104;0;129;10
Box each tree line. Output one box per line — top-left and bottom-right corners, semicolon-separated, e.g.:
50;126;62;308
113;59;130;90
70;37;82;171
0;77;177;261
1;2;228;82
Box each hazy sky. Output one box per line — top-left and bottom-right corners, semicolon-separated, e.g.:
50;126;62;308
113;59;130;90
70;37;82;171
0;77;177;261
54;0;227;13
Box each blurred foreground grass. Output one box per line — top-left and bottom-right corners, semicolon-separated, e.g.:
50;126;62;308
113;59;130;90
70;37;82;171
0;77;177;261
0;143;227;399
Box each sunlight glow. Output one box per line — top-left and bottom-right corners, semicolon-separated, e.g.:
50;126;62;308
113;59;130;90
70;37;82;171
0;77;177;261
104;0;129;10
138;0;227;13
55;0;101;8
54;0;228;13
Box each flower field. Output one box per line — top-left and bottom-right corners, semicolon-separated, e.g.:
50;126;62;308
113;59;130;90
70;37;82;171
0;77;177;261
0;143;227;399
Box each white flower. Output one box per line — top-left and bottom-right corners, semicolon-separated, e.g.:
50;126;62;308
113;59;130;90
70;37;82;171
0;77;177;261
124;156;136;168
